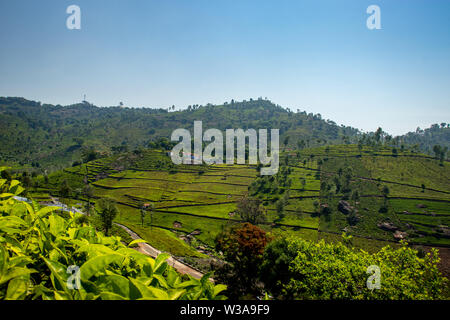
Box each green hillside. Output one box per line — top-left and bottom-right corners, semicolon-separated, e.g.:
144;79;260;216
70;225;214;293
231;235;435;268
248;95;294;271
26;145;449;257
0;97;361;170
5;96;447;171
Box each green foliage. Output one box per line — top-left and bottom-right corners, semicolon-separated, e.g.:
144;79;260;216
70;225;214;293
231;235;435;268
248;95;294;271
0;175;227;300
250;165;292;200
275;199;286;220
139;202;154;227
81;147;101;164
402;125;450;155
433;144;448;165
262;237;447;300
259;238;297;297
121;223;206;258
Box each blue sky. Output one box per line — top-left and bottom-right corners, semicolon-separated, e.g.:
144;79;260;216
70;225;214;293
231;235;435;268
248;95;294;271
0;0;449;135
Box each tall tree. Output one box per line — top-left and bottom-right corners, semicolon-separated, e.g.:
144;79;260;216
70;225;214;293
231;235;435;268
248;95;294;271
275;199;285;220
59;179;72;200
214;223;272;298
97;198;119;236
235;194;266;225
83;184;94;216
374;127;383;144
139;205;147;227
381;185;390;207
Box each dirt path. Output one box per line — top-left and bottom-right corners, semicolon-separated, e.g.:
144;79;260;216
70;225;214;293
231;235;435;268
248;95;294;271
114;223;205;280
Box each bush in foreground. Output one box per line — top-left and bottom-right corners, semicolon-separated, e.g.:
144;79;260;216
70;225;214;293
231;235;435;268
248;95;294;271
261;237;447;300
214;223;271;299
0;170;226;300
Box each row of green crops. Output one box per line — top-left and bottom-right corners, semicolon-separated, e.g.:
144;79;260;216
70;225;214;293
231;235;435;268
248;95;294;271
0;168;226;300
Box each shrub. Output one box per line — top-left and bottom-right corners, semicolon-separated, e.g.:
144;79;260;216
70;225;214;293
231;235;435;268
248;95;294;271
0;171;227;300
261;237;447;300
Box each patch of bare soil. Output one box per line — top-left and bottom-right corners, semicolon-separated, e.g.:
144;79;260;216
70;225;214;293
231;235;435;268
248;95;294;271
421;246;450;279
436;247;450;279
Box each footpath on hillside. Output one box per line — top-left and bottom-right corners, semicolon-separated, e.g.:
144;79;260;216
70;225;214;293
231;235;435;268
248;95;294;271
114;223;205;279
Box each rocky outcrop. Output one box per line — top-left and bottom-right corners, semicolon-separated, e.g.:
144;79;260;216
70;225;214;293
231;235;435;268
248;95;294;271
173;221;182;228
436;225;450;238
393;230;408;240
377;222;398;232
338;200;353;215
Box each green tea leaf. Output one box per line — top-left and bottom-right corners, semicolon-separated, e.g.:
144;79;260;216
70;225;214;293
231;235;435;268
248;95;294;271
5;275;29;300
80;254;123;281
127;239;147;247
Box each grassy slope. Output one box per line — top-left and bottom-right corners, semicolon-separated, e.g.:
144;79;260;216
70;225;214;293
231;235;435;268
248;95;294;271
29;146;449;259
309;145;450;246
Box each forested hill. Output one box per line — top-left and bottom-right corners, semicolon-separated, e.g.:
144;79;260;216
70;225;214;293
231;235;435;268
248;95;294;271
0;96;448;170
401;124;450;155
0;96;358;169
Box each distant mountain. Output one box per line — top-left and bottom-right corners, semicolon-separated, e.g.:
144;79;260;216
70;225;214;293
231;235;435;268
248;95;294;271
0;96;447;170
0;97;360;170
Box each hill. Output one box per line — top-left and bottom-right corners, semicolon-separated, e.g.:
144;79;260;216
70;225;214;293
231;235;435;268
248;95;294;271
0;96;360;170
401;124;450;154
2;96;447;173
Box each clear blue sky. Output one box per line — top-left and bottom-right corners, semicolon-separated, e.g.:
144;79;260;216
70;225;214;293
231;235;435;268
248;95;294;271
0;0;449;135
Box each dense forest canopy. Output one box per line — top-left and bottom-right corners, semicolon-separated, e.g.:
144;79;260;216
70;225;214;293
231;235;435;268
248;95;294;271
402;124;450;155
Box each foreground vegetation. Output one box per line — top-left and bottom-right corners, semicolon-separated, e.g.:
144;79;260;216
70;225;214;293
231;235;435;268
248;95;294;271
212;223;447;299
262;237;446;299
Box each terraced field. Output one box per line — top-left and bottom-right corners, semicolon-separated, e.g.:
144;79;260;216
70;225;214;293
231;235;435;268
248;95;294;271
303;146;450;248
93;165;321;244
30;146;450;271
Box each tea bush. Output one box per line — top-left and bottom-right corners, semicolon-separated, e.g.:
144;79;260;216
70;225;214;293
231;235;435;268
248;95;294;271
261;236;447;299
0;168;226;300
